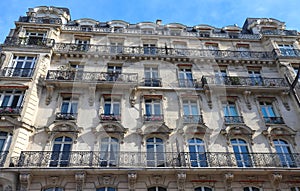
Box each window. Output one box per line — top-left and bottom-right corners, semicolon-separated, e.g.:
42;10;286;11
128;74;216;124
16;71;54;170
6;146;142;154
223;101;243;123
144;66;160;87
75;39;90;51
146;137;165;167
178;67;194;87
259;101;283;124
101;97;121;121
291;187;300;191
0;131;12;166
237;44;250;57
144;98;163;121
96;188;115;191
44;188;64;191
188;138;207;167
195;187;212;191
80;25;92;32
100;137;119;167
205;43;218;50
0;90;24;114
214;67;227;84
148;187;167;191
273;139;295;167
107;64;122;81
231;138;252;167
248;69;262;86
56;97;78;120
183;100;201;123
50;136;72;167
25;31;46;45
244;187;260;191
110;42;123;53
278;44;296;56
143;44;156;55
6;56;36;77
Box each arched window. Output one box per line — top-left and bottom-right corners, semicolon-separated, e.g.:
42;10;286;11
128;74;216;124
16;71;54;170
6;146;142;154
100;137;119;167
273;139;295;167
96;187;116;191
195;186;212;191
50;136;72;167
291;187;300;191
148;186;167;191
231;138;252;167
0;131;12;166
44;187;64;191
244;187;260;191
146;137;165;167
188;138;207;167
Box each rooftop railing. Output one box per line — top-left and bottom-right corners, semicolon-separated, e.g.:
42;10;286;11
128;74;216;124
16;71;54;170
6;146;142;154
18;16;62;24
53;43;275;60
4;37;55;48
11;151;300;168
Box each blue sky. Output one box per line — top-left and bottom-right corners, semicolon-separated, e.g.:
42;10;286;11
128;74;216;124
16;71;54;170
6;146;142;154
0;0;299;42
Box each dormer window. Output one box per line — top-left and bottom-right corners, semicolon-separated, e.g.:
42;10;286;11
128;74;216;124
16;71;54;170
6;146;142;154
25;31;46;45
170;30;181;36
81;25;92;32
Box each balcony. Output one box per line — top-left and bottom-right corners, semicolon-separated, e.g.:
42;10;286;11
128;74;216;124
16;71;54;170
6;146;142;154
53;43;275;60
261;29;298;36
178;79;199;88
263;117;284;124
55;112;77;120
0;106;22;116
202;76;287;88
4;37;55;48
100;114;121;121
224;116;244;124
142;78;162;87
274;49;300;58
0;151;8;167
46;70;138;84
18;16;62;24
10;151;300;168
144;114;164;122
1;67;35;78
183;115;203;124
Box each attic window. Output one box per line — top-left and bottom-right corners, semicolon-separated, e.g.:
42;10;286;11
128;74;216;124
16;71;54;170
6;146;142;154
81;25;92;32
205;42;218;50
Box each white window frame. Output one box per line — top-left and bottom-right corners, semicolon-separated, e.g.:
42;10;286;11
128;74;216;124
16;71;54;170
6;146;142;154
243;187;260;191
50;136;73;167
110;42;123;53
0;90;24;108
231;138;252;167
60;97;78;114
104;98;121;115
278;44;296;56
99;137;120;167
146;137;165;167
195;187;213;191
8;55;36;77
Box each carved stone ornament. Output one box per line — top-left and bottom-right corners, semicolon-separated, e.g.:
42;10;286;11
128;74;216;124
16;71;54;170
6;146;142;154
243;90;252;110
128;172;137;191
45;85;54;105
271;173;282;190
75;172;86;191
224;173;234;191
19;173;31;191
88;86;96;106
177;172;186;191
204;89;213;109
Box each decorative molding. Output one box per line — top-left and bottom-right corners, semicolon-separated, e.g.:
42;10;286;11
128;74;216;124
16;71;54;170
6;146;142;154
224;173;234;191
280;91;290;111
271;173;282;190
204;89;213;109
177;172;186;191
45;85;54;105
88;86;96;106
243;90;252;110
75;172;86;191
19;173;31;191
262;125;296;146
129;87;137;107
221;125;255;145
128;172;137;191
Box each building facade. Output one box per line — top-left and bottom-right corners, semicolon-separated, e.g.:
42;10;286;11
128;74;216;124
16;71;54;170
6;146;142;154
0;6;300;191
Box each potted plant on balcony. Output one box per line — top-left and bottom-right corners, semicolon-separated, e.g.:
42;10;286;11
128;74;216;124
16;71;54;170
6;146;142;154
229;76;241;85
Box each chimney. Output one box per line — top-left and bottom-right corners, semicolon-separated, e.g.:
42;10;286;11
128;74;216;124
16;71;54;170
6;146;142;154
156;19;162;25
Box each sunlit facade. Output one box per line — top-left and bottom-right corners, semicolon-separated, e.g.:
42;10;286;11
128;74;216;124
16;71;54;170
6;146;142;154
0;6;300;191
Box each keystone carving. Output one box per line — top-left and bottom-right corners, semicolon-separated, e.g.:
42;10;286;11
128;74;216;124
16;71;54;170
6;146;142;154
128;172;137;191
75;172;86;191
224;173;234;191
177;172;186;191
19;173;31;191
271;173;282;190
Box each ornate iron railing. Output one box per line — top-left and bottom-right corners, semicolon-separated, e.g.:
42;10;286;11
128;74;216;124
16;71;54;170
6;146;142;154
4;37;55;47
224;116;244;124
178;79;199;88
263;117;284;124
53;43;275;60
55;112;77;120
10;151;300;168
202;76;287;87
0;106;22;116
46;70;138;84
183;115;203;124
18;16;62;24
273;49;300;58
100;114;121;121
1;67;35;78
142;78;162;87
0;151;9;167
261;29;298;36
144;114;164;122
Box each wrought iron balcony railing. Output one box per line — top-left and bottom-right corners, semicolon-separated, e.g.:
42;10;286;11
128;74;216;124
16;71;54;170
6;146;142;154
53;43;275;60
1;67;35;78
183;115;203;124
100;114;121;121
178;79;199;88
46;70;138;84
55;112;77;120
261;29;298;36
224;116;244;124
144;114;164;122
0;106;22;116
201;76;287;87
273;49;300;58
4;37;55;48
142;78;162;87
18;16;62;24
263;117;284;124
10;151;300;168
0;151;8;167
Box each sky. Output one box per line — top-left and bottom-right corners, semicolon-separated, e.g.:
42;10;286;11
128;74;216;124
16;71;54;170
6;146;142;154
0;0;300;42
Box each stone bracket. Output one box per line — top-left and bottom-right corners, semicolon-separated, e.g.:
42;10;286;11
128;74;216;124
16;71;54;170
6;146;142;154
177;172;186;191
45;85;54;105
128;172;137;191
